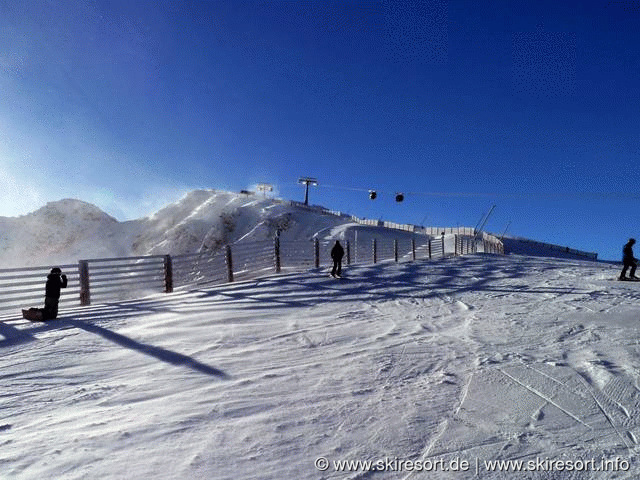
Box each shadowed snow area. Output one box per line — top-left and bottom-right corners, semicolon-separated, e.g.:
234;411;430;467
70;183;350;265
1;254;639;479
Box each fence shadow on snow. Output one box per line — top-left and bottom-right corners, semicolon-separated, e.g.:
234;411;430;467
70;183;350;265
0;233;504;316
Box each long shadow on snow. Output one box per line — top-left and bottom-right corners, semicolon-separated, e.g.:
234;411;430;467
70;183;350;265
1;307;229;379
0;255;589;352
195;281;316;310
71;299;185;322
64;319;229;379
0;315;76;348
188;255;589;314
0;320;36;348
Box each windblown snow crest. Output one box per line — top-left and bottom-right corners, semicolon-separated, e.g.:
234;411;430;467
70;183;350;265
0;190;355;267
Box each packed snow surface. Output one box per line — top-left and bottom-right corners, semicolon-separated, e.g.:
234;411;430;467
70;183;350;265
1;253;639;479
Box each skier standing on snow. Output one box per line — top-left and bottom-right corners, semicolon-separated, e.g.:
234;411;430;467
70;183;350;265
330;240;344;278
619;238;638;281
43;267;67;319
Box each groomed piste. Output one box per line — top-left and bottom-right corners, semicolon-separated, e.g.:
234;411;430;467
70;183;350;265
1;252;638;479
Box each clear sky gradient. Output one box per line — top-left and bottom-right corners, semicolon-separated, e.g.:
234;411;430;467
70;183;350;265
1;0;639;260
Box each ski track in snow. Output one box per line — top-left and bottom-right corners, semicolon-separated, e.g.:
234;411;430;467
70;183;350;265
2;254;640;479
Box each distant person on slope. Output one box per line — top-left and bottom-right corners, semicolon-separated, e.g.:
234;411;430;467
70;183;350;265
619;238;638;281
43;267;68;319
331;240;344;277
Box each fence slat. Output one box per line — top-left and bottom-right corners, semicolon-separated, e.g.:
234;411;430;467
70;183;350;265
88;262;164;274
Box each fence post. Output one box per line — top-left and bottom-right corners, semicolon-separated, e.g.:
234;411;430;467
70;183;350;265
346;240;351;265
412;237;416;261
314;238;320;268
79;260;90;306
164;255;173;293
274;236;281;273
225;245;234;282
394;239;398;262
373;239;377;264
354;230;358;263
428;239;432;259
455;235;458;256
442;234;445;257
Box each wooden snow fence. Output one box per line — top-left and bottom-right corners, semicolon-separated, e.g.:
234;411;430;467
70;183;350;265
77;255;171;306
0;233;503;312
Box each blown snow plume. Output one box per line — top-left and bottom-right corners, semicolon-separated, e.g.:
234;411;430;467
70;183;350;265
0;190;358;268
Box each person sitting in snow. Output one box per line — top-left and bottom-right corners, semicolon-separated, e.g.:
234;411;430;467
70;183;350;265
330;240;344;277
43;267;68;319
619;238;638;281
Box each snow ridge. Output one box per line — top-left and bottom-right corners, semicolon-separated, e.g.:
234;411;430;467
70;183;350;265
0;190;357;267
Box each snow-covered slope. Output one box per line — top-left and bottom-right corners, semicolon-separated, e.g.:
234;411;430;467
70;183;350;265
2;253;638;479
0;199;125;266
0;190;360;267
502;235;598;261
0;188;599;269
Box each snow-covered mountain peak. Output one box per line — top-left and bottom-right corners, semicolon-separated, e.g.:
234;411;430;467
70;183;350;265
31;199;119;225
0;190;355;267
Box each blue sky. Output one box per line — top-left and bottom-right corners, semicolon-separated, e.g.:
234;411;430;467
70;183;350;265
0;0;639;261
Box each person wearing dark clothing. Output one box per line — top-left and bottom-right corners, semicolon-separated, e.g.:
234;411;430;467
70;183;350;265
620;238;638;280
331;240;344;277
43;267;67;319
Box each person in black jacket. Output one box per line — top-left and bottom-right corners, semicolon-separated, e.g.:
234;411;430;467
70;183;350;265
43;267;68;319
620;238;638;281
330;240;344;277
